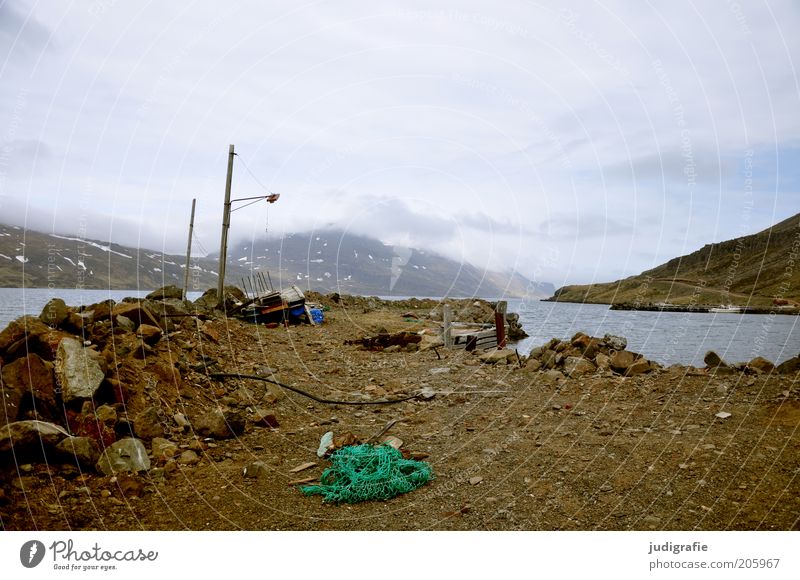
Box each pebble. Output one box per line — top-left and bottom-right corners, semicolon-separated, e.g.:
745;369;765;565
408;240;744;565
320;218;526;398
469;476;483;485
599;483;613;492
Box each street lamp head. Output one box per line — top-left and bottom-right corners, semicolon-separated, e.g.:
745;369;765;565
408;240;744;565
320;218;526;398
267;193;280;203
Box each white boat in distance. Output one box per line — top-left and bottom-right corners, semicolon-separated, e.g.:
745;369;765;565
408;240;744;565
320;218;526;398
709;304;742;313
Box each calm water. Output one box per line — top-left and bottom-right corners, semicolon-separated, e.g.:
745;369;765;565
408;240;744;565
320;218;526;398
510;299;799;367
1;289;797;367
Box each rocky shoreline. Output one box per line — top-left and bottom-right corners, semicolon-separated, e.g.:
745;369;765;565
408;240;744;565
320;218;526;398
1;286;798;530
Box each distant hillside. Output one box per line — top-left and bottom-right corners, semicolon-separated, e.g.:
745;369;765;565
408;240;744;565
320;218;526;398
0;224;551;299
546;212;800;307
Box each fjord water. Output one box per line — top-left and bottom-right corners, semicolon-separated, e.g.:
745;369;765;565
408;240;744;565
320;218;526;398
0;288;797;367
511;299;799;367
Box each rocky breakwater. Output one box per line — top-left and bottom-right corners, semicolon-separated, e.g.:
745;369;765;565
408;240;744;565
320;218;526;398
0;284;271;489
522;332;658;378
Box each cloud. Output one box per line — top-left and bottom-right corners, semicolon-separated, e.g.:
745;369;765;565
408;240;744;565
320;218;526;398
0;0;798;286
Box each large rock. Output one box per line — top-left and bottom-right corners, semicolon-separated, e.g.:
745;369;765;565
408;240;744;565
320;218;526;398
146;285;184;300
478;349;516;365
0;420;70;455
55;338;105;403
595;353;611;371
746;356;774;374
0;354;56;425
193;286;246;313
602;334;627;351
609;350;637;373
193;408;246;439
137;324;163;346
703;351;727;368
563;356;597;377
0;316;50;362
776;356;800;374
134;407;165;440
540;349;558;370
111;302;161;330
624;358;652;376
95;438;151;474
151;437;179;461
56;436;101;468
39;298;70;328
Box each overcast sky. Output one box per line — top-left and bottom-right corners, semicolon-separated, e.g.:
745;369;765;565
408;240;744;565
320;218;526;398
1;1;798;287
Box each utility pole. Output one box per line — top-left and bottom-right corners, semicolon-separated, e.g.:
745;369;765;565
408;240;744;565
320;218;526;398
182;198;196;299
217;144;235;309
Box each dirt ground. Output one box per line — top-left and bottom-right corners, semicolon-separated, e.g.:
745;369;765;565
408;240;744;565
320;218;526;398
1;298;798;531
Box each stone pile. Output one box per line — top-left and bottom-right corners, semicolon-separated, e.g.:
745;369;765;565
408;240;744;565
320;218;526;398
702;350;800;375
0;285;273;478
524;332;657;378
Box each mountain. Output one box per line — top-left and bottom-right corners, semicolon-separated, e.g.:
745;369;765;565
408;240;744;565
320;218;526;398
545;212;800;307
0;224;551;298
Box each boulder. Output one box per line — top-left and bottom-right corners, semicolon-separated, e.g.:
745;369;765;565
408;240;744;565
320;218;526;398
177;450;200;466
251;409;279;429
524;359;542;372
137;324;163;346
595;353;611;371
115;315;136;332
540;349;558;370
134;407;165;440
703;350;727;368
95;438;151;474
0;316;50;362
55;436;101;468
601;334;627;351
540;369;564;382
746;356;774;374
111;302;161;330
609;350;637;373
776;356;800;375
193;408;246;439
479;349;516;365
563;356;597;377
95;405;118;426
39;298;70;328
1;354;56;426
151;437;179;461
54;337;105;403
0;420;70;455
624;358;652;376
146;285;184;300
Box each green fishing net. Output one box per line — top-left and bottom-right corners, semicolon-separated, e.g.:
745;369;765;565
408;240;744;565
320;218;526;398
301;444;434;503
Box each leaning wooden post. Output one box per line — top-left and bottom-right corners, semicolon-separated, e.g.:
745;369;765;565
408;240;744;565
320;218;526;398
495;300;507;349
443;304;453;347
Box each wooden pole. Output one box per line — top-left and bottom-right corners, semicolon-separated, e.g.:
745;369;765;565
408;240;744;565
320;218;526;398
217;144;235;309
443;304;453;347
495;300;507;349
182;198;196;300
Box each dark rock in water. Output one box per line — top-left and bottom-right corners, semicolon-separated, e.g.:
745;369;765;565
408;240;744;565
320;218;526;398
0;420;70;456
746;356;774;374
39;298;70;328
0;353;57;426
703;351;727;368
146;285;184;300
55;337;105;403
134;407;165;440
56;436;101;468
96;438;150;474
137;324;163;346
194;408;246;439
506;312;529;340
776;356;800;375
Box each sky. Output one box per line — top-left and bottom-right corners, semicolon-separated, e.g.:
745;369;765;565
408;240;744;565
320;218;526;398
1;0;798;288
